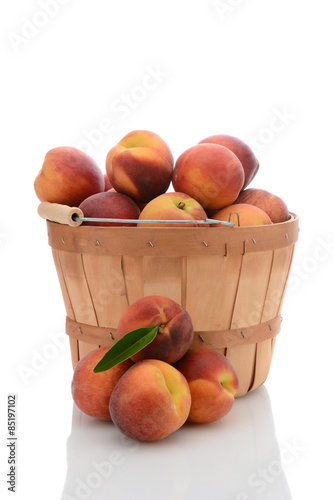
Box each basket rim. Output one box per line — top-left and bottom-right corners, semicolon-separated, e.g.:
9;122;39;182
46;212;299;256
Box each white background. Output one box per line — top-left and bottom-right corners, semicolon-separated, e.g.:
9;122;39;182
1;1;332;499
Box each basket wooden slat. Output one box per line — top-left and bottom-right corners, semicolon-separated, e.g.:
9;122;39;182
249;245;295;392
225;251;273;395
58;250;100;359
186;255;225;331
46;213;299;396
82;253;129;329
122;256;144;304
51;248;81;362
142;256;184;304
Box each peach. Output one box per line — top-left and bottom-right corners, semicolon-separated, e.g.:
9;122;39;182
78;191;140;227
199;134;259;189
106;130;174;204
104;173;113;191
235;188;290;223
137;201;147;211
172;143;244;210
109;359;191;441
71;347;133;420
138;191;207;227
34;146;104;206
174;349;239;423
116;295;194;364
211;203;272;227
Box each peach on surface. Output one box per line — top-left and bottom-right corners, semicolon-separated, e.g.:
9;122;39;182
78;191;140;226
172;143;244;210
115;295;194;364
109;359;191;442
71;347;133;421
174;349;239;424
106;130;174;204
235;188;290;223
211;203;272;227
199;134;259;189
34;146;104;206
138;191;207;227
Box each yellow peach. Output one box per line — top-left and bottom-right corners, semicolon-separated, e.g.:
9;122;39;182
212;203;272;227
174;349;239;424
34;146;104;206
172;143;244;210
109;359;191;441
106;130;173;204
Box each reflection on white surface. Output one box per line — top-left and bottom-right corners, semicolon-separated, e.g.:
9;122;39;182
61;386;292;500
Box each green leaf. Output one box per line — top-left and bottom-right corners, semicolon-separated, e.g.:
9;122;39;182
93;325;159;373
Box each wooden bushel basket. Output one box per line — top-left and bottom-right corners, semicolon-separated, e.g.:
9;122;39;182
40;203;299;397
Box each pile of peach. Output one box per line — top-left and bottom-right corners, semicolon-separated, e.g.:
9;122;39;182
34;130;290;227
71;295;239;442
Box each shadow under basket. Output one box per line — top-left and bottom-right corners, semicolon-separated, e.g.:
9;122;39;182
46;213;299;397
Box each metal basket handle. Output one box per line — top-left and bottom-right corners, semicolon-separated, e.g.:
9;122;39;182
37;202;235;227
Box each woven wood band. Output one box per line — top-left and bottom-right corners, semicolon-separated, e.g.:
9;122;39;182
65;315;281;349
191;315;281;348
47;214;298;257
